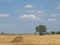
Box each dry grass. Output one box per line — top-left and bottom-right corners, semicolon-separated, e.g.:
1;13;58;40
0;34;60;45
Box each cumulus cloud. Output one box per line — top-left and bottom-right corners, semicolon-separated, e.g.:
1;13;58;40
25;5;33;8
38;10;45;14
21;14;36;19
56;5;60;9
18;14;42;21
48;18;56;22
51;14;56;17
16;9;45;15
25;10;35;14
0;13;10;18
7;0;13;3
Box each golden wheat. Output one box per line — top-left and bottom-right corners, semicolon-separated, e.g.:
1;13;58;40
0;34;60;45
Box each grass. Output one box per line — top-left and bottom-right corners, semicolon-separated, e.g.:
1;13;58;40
0;34;60;45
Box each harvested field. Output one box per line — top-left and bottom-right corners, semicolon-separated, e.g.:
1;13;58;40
0;34;60;45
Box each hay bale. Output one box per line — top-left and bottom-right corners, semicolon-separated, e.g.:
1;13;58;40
12;36;24;43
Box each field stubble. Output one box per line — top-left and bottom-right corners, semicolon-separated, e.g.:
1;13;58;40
0;34;60;45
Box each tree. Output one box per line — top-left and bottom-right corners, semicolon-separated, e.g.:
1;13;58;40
36;25;47;35
45;32;50;34
56;31;60;34
1;32;4;35
51;31;55;34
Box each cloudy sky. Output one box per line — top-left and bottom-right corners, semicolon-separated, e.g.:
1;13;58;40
0;0;60;34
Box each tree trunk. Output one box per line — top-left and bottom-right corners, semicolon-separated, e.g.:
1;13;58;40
39;31;44;35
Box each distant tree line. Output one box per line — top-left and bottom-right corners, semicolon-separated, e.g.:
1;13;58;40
35;25;60;35
0;32;4;35
0;24;60;35
35;30;60;35
46;31;60;34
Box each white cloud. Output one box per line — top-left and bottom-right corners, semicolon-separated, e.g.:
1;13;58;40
38;10;45;14
51;14;56;17
48;18;56;22
16;10;45;15
56;5;60;9
20;14;38;19
26;10;35;14
7;0;12;3
25;5;33;8
0;13;10;18
16;10;35;14
18;14;42;21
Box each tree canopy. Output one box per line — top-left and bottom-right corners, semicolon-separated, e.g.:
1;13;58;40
36;25;47;35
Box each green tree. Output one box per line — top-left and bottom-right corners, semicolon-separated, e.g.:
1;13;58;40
51;31;55;34
36;25;47;35
45;32;50;34
56;31;60;34
1;32;4;35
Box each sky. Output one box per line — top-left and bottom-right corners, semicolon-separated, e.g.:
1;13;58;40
0;0;60;34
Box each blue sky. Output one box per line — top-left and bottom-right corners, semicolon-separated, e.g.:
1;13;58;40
0;0;60;34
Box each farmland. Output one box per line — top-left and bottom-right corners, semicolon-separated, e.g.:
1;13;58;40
0;34;60;45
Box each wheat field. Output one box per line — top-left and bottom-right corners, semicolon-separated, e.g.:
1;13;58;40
0;34;60;45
